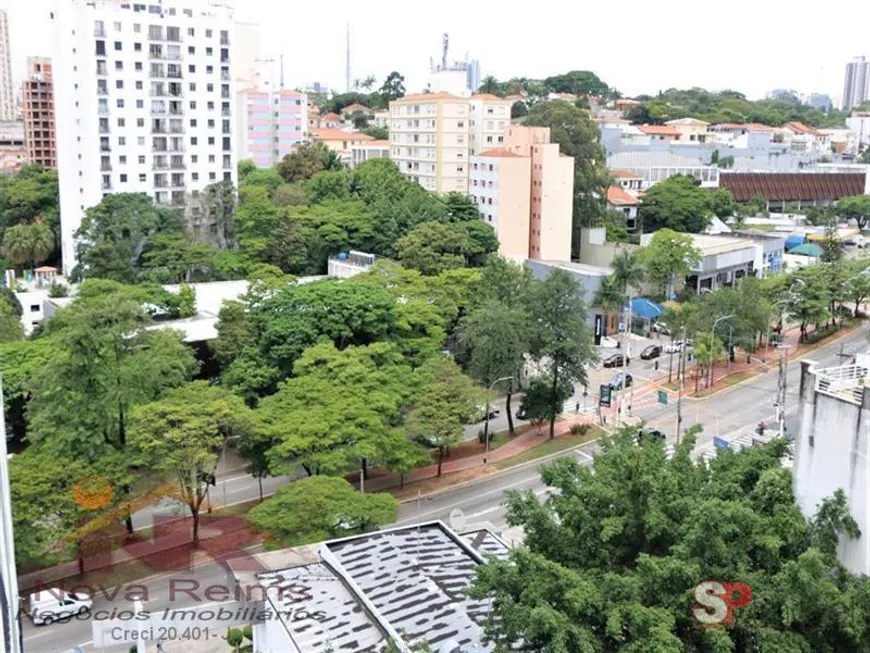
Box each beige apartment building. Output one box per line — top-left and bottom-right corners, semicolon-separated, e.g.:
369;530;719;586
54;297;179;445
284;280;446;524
389;92;471;193
470;126;573;262
469;94;512;154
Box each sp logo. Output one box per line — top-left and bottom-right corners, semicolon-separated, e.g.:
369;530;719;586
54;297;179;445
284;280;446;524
692;580;752;626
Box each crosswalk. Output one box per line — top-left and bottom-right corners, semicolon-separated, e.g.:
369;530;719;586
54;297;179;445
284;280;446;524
664;443;717;463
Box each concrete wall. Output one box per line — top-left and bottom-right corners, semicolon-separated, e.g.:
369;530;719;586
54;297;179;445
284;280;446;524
577;228;639;269
794;360;870;576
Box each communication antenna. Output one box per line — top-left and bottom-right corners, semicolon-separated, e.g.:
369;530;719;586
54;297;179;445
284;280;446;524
442;33;449;70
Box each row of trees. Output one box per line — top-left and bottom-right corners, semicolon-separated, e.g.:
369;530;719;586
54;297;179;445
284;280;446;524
0;165;59;274
470;427;870;651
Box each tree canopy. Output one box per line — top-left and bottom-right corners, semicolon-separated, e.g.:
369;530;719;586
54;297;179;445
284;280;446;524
638;175;716;233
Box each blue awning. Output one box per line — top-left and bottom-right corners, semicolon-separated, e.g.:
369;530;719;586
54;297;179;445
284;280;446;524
630;297;663;320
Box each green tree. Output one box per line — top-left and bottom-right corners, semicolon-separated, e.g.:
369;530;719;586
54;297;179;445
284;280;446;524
239;167;284;197
2;221;54;273
129;381;253;541
406;356;481;476
139;233;217;283
461;301;529;435
478;76;502;95
610;248;645;295
637;174;714;233
524;101;610;254
510;101;528;119
543;70;611;97
379;71;406;103
708;187;736;219
276;142;342;184
75;193;182;282
248;476;398;547
638;229;702;300
528;269;595;438
788;266;832;341
237;159;256;182
837;195;870;230
519;375;572;428
593;274;626;317
846;265;870;316
397;221;497;275
258;342;424;477
469;428;868;652
0;301;23;343
212;300;258;368
362;126;388;140
271;183;307;207
0;165;59;234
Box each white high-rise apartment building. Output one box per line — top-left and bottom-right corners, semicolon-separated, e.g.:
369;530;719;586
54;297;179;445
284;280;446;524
51;0;238;275
469;94;512;154
842;56;870;111
0;10;14;122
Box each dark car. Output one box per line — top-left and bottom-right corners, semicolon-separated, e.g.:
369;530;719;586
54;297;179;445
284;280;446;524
609;372;633;390
603;353;626;368
637;428;667;445
640;344;662;360
516;407;528;420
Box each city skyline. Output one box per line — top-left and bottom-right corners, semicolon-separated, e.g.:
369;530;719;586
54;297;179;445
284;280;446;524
2;0;866;104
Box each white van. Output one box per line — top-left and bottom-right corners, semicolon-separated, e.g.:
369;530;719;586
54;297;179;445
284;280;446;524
28;588;93;625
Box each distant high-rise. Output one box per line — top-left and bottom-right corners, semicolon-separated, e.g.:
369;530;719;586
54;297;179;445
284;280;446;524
842;56;870;110
22;58;57;169
0;11;14;121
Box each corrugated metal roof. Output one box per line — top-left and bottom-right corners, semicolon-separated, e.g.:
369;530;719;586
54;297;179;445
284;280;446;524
720;173;866;202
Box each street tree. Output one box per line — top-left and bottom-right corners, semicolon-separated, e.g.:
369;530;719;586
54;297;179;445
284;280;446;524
259;342;425;477
211;300;258;368
473;255;533;308
128;381;253;541
528;269;596;438
788;266;832;341
637;174;714;233
469;428;869;652
845;264;870;316
610;248;645;295
708;187;737;219
524;101;611;254
837;194;870;230
638;229;702;300
461;301;530;435
406;356;481;476
519;375;572;428
248;476;398;547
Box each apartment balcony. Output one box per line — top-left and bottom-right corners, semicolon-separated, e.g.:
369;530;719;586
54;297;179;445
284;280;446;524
152;147;168;153
100;146;111;153
151;107;167;115
100;163;112;171
98;89;109;97
220;57;230;64
221;109;231;117
101;182;112;191
152;163;169;170
152;127;167;134
167;71;182;79
169;127;185;134
169;162;186;169
221;71;230;81
99;127;110;134
154;182;168;189
170;181;186;189
220;37;230;46
169;108;184;116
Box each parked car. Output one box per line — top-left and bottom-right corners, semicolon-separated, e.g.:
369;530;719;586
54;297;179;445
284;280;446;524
602;353;627;368
29;588;92;626
640;344;662;360
652;322;670;335
516;407;528;420
600;336;619;349
471;405;500;422
637;428;666;444
609;372;633;390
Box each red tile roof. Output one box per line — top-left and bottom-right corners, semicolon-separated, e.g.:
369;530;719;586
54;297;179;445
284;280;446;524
471;93;507;101
393;92;464;102
364;140;391;147
341;103;370;113
610;169;643;180
719;172;865;202
638;125;681;136
606;185;638;206
785;121;818;135
476;148;521;158
310;129;374;142
321;112;341;121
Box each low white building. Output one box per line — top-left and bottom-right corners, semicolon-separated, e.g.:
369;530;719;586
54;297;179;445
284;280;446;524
350;140;390;168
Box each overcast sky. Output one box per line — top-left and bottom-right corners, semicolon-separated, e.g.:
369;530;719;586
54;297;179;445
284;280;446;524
5;0;867;104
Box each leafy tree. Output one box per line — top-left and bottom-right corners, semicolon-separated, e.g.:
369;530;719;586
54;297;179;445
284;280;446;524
470;428;869;652
837;195;870;230
637;174;714;233
0;164;59;233
478;76;503;95
788;266;832;341
271;183;307;207
804;205;835;226
406;356;481;475
2;221;54;273
212;300;257;368
594;274;626;317
397;221;497;275
846;264;870;316
543;70;611;98
0;301;23;343
259;342;424;477
362;126;388;140
461;301;529;435
129;381;253;541
528;269;595;438
519;375;572;428
239;167;284;197
510;101;528;119
379;71;406;103
638;229;702;300
27;289;197;529
276;142;342;184
708;187;737;219
75;193;181;282
139;233;217;283
524;100;611;254
610;248;645;295
248;476;398;547
440;192;482;222
237;159;257;182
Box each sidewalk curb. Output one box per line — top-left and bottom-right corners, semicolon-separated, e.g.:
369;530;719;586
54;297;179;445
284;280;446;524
397;433;607;505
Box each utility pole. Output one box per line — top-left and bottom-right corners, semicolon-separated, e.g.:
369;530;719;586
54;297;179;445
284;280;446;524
676;326;686;443
778;347;788;438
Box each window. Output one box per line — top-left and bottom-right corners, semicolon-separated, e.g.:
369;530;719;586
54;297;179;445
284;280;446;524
187;28;194;36
135;62;143;71
189;83;196;92
139;173;147;182
207;101;214;110
116;80;124;89
189;101;197;110
118;136;126;145
139;155;146;164
120;174;128;182
30;305;40;313
136;81;143;90
188;65;195;73
190;137;198;145
206;65;213;74
188;46;195;55
205;29;212;37
192;172;199;181
207;119;215;128
208;154;215;163
134;23;141;32
206;83;213;92
191;155;198;163
134;42;142;52
114;41;122;51
119;155;127;164
209;172;216;180
136;99;144;108
208;137;215;145
138;136;145;146
205;47;213;57
137;118;144;127
117;118;126;127
117;99;125;108
457;120;465;128
190;119;197;127
96;60;108;75
95;40;106;56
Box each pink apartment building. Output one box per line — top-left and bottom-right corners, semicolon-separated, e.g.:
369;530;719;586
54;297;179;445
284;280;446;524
469;126;574;262
237;88;308;167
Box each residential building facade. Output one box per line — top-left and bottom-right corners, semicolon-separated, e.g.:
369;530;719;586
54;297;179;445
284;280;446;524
51;0;238;275
310;128;372;165
0;121;25;173
843;56;870;111
0;11;13;122
350;139;390;168
237;88;307;167
469;125;573;261
22;57;57;169
469;94;511;154
389;92;471;193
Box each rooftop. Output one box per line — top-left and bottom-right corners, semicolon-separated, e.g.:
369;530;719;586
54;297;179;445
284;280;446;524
310;128;374;142
784;121;818;136
470;93;508;102
610;168;643;179
320;112;341;121
719;172;866;202
813;363;869;406
637;125;681;136
606;185;638;206
252;522;510;653
689;234;757;256
536;260;612;277
475;148;521;158
393;92;466;103
665;117;710;126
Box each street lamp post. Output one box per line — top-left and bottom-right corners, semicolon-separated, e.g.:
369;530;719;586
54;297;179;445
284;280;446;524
709;315;733;387
484;376;514;463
